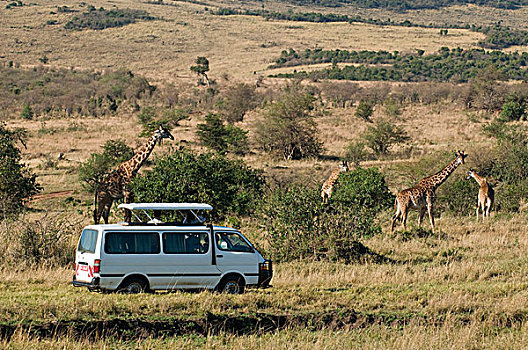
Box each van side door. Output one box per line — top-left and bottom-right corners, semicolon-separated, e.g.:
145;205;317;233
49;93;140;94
159;230;221;289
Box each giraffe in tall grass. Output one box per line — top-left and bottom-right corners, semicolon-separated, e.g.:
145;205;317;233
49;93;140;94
321;160;349;204
390;151;468;233
93;126;174;224
467;170;494;221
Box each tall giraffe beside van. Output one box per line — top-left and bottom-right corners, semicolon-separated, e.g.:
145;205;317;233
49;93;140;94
93;126;174;224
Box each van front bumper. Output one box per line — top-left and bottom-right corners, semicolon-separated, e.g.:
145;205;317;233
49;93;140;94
71;275;100;288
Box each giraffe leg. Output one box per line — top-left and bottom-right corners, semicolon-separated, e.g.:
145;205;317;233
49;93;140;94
390;200;401;233
418;207;426;226
476;200;480;221
401;207;409;231
427;203;435;233
123;190;134;223
94;191;108;225
103;197;113;225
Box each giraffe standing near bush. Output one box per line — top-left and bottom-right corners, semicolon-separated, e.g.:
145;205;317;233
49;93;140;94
390;150;468;233
467;170;494;221
93;126;174;224
321;160;349;204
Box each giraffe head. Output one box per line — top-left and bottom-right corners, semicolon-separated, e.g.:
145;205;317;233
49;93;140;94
339;160;349;172
153;125;174;144
466;169;475;180
455;150;467;165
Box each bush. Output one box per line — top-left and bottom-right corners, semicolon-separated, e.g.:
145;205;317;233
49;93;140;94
355;100;374;121
254;83;323;160
78;139;134;192
0;213;80;269
20;104;33;120
261;167;392;262
137;106;188;137
0;124;41;218
362;118;410;156
218;83;259;123
384;98;401;118
131;149;264;220
499;100;525;121
345;140;367;166
437;175;477;216
196;114;249;155
331;167;395;211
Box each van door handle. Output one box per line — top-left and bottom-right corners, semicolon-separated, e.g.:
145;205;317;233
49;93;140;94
216;255;223;258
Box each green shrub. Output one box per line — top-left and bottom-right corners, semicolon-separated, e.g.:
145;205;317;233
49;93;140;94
355;100;374;121
0;125;41;218
499;100;525;121
437;175;477;216
331;167;395;211
78;139;134;192
362;118;410;156
345;140;367;166
20;104;33;120
196;114;249;155
261;167;392;263
218;83;259;123
137;106;188;137
131;149;264;220
254;83;323;160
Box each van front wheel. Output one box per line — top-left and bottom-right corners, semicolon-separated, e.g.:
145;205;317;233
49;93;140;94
217;276;245;294
119;277;147;294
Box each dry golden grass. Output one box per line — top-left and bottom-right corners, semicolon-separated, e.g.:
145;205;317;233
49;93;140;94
1;0;485;82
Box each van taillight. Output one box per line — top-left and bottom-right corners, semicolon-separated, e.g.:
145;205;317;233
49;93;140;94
93;259;101;274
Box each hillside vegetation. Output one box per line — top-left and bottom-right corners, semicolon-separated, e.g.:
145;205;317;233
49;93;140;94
2;0;528;348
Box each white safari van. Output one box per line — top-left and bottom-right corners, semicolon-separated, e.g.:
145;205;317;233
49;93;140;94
72;203;272;294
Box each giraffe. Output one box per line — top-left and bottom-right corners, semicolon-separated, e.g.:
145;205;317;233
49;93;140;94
467;170;494;221
93;126;174;224
321;160;349;204
390;150;468;233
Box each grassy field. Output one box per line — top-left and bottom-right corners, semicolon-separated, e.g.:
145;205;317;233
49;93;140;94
2;0;528;347
2;214;528;348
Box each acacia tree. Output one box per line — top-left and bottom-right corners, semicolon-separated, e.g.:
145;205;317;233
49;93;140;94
0;124;41;219
362;118;409;156
254;84;323;160
190;56;210;86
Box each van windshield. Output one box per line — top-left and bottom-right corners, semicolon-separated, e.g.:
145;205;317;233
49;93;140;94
78;229;98;253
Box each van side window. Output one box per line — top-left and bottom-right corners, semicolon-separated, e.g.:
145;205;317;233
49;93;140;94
163;232;209;254
78;229;98;253
215;232;253;253
105;232;160;254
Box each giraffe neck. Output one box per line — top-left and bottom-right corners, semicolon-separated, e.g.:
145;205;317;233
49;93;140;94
470;173;486;187
119;133;159;178
420;156;462;190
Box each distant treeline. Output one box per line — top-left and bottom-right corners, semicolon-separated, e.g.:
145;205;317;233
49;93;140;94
270;48;528;82
0;66;154;117
276;0;527;11
64;6;155;30
213;8;528;49
213;7;463;28
479;25;528;49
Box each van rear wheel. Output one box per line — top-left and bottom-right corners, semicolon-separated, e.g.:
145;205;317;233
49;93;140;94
217;275;245;294
119;277;147;294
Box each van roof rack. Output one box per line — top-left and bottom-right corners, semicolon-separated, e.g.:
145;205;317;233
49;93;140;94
117;203;212;225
